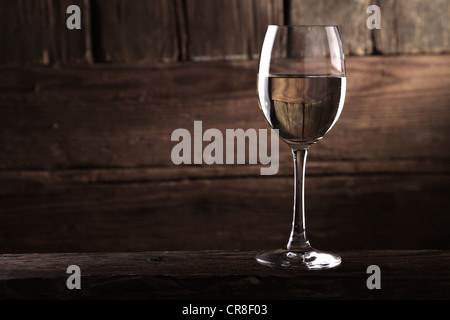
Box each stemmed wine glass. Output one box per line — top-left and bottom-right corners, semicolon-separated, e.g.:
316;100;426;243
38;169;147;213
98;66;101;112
256;25;346;269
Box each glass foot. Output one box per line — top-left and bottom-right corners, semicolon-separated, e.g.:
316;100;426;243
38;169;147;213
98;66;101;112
256;247;341;270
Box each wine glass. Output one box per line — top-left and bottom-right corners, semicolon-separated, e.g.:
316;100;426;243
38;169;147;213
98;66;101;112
256;25;346;269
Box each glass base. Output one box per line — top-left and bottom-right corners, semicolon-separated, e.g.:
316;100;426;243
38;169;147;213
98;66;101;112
256;247;341;270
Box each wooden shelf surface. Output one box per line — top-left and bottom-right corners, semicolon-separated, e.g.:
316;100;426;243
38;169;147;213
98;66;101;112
1;250;449;300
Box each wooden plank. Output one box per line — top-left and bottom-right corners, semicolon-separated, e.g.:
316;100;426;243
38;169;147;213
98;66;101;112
0;55;449;170
375;0;450;54
0;250;449;299
289;0;373;56
91;0;179;63
185;0;284;61
0;171;449;253
1;158;449;189
1;0;448;65
290;0;449;55
0;55;449;253
0;0;92;64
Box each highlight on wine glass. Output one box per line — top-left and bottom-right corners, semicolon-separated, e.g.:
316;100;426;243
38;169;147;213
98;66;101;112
256;25;346;269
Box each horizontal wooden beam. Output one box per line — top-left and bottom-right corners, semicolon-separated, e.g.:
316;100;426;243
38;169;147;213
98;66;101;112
1;55;449;170
0;55;449;253
1;250;449;299
1;158;449;189
1;170;449;252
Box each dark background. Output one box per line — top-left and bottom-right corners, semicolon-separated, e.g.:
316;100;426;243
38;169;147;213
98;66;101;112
0;0;449;253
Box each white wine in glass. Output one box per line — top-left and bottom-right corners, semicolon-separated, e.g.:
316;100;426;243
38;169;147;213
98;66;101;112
256;25;346;269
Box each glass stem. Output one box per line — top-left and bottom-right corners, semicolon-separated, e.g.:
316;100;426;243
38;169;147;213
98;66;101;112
287;148;311;251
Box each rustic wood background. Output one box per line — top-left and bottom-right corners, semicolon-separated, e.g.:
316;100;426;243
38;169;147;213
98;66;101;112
0;0;449;254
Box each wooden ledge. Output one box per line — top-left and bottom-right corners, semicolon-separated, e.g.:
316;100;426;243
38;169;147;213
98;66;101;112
1;250;449;300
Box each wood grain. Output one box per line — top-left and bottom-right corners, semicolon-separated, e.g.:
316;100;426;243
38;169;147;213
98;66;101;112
0;169;449;253
375;0;450;54
1;0;449;65
0;250;449;299
185;0;283;61
0;55;449;253
0;0;92;65
289;0;373;56
1;55;449;170
91;0;179;63
90;0;283;63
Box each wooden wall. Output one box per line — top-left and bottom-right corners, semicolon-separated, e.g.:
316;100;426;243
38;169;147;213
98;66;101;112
2;0;449;65
0;0;449;253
